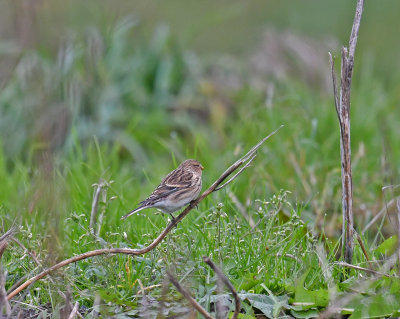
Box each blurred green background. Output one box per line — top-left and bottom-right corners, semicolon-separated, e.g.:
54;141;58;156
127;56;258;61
1;0;399;224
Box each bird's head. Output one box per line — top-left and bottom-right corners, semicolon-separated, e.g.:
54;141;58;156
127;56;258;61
180;159;204;175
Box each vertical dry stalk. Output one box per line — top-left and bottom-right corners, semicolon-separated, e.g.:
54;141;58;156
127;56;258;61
90;180;104;235
166;271;213;319
67;302;80;319
0;229;13;316
96;187;108;236
329;0;364;264
167;257;241;319
0;269;11;317
203;257;241;319
397;198;400;277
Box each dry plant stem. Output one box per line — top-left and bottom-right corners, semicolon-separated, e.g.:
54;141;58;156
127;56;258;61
0;241;7;261
0;227;16;243
68;301;79;319
96;187;108;236
353;229;370;262
397;198;400;277
136;284;162;295
7;127;283;301
166;271;213;319
0;227;15;260
335;262;391;278
90;180;103;234
0;269;11;316
0;228;13;316
329;0;364;265
362;197;397;233
203;257;241;319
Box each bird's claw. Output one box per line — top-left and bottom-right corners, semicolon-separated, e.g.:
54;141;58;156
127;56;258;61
169;213;177;225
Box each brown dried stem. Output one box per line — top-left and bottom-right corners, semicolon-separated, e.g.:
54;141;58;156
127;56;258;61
397;198;400;277
0;228;14;316
167;256;241;319
68;301;80;319
89;180;104;234
7;126;282;301
362;197;397;233
202;257;241;319
329;0;364;264
335;262;391;278
0;227;16;245
0;269;11;317
167;271;213;319
353;229;370;262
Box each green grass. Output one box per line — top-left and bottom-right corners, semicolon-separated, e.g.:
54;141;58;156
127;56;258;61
1;18;400;318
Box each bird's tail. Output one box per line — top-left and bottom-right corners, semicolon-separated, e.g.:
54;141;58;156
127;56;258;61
120;205;147;220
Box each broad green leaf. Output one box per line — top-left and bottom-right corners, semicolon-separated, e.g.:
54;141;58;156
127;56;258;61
375;235;398;255
292;269;329;308
236;273;262;291
238;293;289;318
290;308;319;318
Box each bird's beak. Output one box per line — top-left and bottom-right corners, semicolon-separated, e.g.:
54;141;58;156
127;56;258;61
200;165;204;170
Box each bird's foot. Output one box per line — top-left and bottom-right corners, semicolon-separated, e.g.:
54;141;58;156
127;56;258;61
190;200;199;209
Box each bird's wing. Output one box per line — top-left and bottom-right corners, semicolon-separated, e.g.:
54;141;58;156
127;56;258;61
141;168;194;205
163;168;194;188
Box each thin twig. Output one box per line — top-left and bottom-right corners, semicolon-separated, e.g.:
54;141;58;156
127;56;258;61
0;227;15;261
68;301;79;319
136;284;162;295
203;257;241;319
167;271;213;319
137;279;145;296
0;241;8;261
96;186;108;236
362;197;397;233
215;154;256;191
0;226;16;243
0;269;11;317
90;180;104;234
353;229;370;262
348;0;364;59
335;262;392;278
328;53;340;123
0;227;13;316
7;128;282;301
397;198;400;277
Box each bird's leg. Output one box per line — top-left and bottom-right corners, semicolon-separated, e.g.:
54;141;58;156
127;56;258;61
190;200;199;209
169;213;175;222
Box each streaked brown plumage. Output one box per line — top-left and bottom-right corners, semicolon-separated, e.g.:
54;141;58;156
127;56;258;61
121;159;204;220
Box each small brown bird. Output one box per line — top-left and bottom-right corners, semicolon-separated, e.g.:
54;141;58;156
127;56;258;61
121;159;204;220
